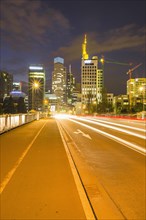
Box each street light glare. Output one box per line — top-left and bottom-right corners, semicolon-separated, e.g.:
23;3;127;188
100;58;104;64
33;82;39;88
53;113;71;119
139;87;144;92
31;80;41;90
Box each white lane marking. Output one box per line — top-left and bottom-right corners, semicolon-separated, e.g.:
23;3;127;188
89;117;146;132
57;121;96;220
0;122;47;194
69;119;146;156
74;129;92;139
75;117;146;140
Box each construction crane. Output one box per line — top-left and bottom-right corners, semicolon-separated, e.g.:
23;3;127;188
126;63;142;110
99;56;132;85
100;56;132;66
126;63;142;79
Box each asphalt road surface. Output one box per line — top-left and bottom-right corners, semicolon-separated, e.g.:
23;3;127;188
57;115;146;220
0;118;95;220
0;116;145;220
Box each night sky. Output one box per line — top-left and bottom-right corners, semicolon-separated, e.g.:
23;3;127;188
0;0;145;95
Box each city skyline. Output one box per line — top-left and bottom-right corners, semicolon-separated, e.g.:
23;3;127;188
0;0;145;95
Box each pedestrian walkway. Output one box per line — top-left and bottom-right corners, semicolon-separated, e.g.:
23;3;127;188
0;118;94;219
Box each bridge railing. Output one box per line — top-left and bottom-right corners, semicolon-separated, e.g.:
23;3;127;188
0;113;40;134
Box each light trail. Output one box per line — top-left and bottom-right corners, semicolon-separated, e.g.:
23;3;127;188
74;117;146;140
89;117;145;132
69;118;146;156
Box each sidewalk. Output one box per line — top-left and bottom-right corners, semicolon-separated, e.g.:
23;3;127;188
0;118;94;219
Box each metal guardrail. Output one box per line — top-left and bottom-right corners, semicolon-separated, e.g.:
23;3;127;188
0;113;40;134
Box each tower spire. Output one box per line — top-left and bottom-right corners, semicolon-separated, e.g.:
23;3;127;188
82;34;89;60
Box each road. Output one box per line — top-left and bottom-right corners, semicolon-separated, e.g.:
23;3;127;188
0;118;94;220
0;116;145;220
57;115;146;220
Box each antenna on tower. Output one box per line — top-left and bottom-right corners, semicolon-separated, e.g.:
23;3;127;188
69;64;72;73
82;34;89;60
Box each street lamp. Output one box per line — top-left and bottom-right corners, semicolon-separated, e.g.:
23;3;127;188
32;81;40;110
43;99;49;117
81;104;86;115
100;58;104;64
93;100;97;115
139;86;146;119
139;87;144;111
34;82;39;89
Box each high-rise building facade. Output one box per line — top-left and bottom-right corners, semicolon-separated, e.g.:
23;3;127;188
52;57;67;110
127;78;146;107
0;71;13;99
81;35;103;112
66;65;75;105
13;82;22;91
28;65;45;111
113;94;129;113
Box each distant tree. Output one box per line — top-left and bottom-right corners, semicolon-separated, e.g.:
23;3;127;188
106;103;113;113
121;108;128;114
86;91;92;114
3;96;15;114
17;97;27;113
0;103;3;114
0;98;3;114
96;102;103;113
133;103;143;112
96;87;108;113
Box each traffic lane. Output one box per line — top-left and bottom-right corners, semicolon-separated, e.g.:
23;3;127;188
0;119;47;181
76;116;146;138
58;119;146;220
1;118;87;219
59;119;145;166
59;119;146;219
88;117;146;135
70;117;145;149
85;119;145;143
88;116;146;129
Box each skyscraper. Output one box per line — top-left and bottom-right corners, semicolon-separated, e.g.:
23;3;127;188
13;82;22;91
81;35;103;113
28;65;45;111
127;78;146;107
52;57;66;111
66;65;75;105
0;71;13;99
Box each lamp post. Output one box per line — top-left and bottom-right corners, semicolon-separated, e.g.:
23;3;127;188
32;81;39;110
139;87;144;111
139;86;146;119
93;100;97;115
44;99;49;116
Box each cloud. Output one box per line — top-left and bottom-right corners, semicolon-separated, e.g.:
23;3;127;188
51;24;145;63
94;24;145;53
1;1;145;72
0;0;71;50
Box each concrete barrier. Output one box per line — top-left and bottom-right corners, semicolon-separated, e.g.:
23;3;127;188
0;113;39;134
